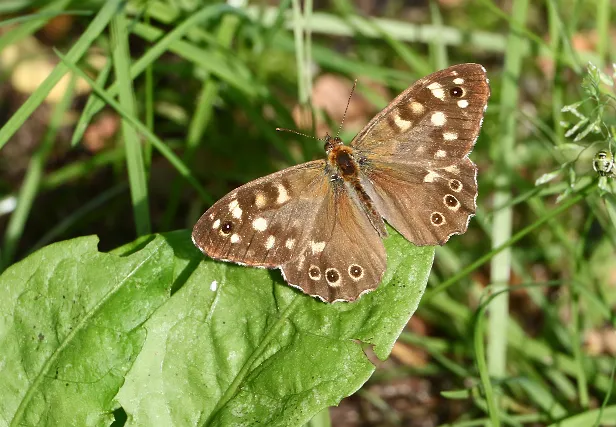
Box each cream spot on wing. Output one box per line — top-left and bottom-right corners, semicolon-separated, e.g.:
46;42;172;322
297;254;306;270
276;184;289;204
212;219;221;229
265;235;275;250
231;205;243;219
228;200;239;211
451;70;459;76
431;112;446;126
230;234;240;243
443;132;457;141
255;192;267;208
209;213;215;220
427;82;445;101
435;150;447;159
458;100;469;108
285;238;295;249
424;170;440;182
311;241;326;254
252;217;268;231
444;165;459;174
453;77;464;84
393;111;412;131
410;101;424;115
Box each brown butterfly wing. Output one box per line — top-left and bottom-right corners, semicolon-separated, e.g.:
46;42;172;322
351;63;490;245
280;185;386;302
192;161;329;268
192;161;386;302
360;158;477;244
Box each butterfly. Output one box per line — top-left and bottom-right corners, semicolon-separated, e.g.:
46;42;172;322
192;63;490;303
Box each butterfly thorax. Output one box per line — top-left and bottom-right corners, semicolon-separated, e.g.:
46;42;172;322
327;145;357;178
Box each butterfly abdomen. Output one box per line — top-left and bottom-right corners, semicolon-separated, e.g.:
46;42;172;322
328;145;387;238
350;179;387;238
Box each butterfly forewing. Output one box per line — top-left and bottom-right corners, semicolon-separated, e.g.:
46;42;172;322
192;161;329;268
351;64;488;160
352;63;489;245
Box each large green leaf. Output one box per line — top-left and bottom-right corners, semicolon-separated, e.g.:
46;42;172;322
0;229;433;426
0;235;174;427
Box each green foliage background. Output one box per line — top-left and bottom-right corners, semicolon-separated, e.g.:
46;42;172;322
0;0;615;426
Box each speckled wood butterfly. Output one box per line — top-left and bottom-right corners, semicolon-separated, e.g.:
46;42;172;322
192;63;490;302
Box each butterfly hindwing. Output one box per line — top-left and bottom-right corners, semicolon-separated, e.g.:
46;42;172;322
352;63;489;245
280;183;386;302
360;156;477;245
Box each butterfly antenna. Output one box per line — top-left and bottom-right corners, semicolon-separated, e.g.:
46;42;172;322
276;127;323;141
336;79;358;138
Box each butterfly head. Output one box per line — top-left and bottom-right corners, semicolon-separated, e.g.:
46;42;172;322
323;133;343;153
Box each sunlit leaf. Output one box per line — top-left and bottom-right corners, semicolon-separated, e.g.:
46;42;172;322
1;229;433;426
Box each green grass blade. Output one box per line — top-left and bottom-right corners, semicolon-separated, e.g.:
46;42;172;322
111;10;151;235
161;10;244;229
247;6;510;53
546;405;616;427
71;50;113;146
363;19;432;77
43;148;125;191
428;1;447;69
547;0;565;147
71;3;239;145
53;49;211;203
516;378;567;419
594;364;615;427
473;300;501;427
595;0;610;67
1;76;77;270
0;0;123;150
425;181;594;299
0;0;71;49
0;8;91;28
292;0;308;103
488;0;529;395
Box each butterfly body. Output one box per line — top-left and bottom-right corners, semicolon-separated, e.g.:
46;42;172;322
193;63;490;302
326;136;388;238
